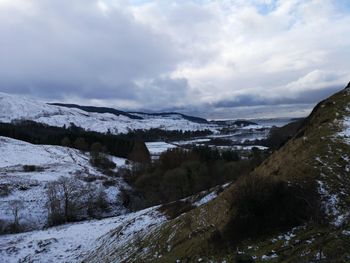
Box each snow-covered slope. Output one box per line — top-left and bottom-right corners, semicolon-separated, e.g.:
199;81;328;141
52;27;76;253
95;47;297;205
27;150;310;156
0;136;128;231
0;92;217;134
0;206;166;263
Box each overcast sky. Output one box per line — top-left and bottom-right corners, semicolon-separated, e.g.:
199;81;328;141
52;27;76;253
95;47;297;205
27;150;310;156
0;0;349;119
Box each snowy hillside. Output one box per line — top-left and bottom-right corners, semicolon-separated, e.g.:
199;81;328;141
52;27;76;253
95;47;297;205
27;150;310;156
0;206;166;263
0;188;222;263
0;136;128;231
0;93;218;134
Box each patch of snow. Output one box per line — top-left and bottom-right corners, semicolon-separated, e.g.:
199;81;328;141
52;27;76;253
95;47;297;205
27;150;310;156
232;145;269;151
338;107;350;144
174;138;211;146
317;180;347;227
342;230;350;236
110;156;128;167
146;141;177;156
194;191;218;207
261;253;278;260
315;251;326;260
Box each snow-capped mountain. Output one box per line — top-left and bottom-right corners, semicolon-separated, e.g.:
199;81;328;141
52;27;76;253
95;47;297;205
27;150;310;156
0;92;217;134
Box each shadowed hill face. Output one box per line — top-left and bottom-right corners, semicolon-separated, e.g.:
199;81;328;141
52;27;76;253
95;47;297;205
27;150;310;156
83;84;350;263
50;103;143;119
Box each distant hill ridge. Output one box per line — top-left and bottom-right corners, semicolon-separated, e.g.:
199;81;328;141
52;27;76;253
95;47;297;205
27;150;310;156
51;103;209;124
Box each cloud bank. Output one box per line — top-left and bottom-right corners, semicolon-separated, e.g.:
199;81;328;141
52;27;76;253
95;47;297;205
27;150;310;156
0;0;349;118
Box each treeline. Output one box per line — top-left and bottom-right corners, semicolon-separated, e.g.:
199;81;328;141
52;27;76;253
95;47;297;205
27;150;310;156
0;121;149;161
125;146;268;208
119;128;212;141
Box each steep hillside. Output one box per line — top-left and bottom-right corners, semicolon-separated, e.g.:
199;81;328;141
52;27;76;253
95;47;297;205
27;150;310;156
0;93;217;134
85;84;350;262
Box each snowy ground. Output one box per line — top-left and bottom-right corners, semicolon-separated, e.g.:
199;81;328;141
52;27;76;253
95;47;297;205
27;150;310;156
0;92;218;134
339;107;350;144
0;136;128;231
0;206;166;263
0;183;223;263
146;141;178;158
315;104;350;227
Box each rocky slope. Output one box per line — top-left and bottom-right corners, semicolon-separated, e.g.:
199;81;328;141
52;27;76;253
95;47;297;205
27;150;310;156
84;83;350;262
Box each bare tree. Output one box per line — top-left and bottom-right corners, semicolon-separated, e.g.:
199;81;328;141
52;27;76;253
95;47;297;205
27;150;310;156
47;181;64;225
8;199;24;232
46;176;111;226
47;176;87;225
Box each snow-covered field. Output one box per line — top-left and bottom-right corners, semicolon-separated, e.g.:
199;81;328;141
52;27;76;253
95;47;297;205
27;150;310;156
146;141;177;157
0;92;218;134
0;136;128;231
0;206;166;263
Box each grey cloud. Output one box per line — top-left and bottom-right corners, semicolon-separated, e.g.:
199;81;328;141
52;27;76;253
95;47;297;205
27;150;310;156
135;77;189;108
0;0;183;102
214;85;342;108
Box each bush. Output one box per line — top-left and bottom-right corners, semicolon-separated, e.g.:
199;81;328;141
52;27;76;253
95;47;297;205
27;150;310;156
90;155;116;170
87;188;110;218
222;175;319;244
119;187;147;211
0;184;11;197
159;200;195;220
74;137;88;151
61;137;71;147
102;179;117;187
23;165;43;172
161;167;190;201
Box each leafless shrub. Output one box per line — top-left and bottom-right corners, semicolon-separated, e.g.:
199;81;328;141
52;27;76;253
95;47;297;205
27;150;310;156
0;184;11;197
8;199;24;233
46;177;87;225
47;177;110;226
